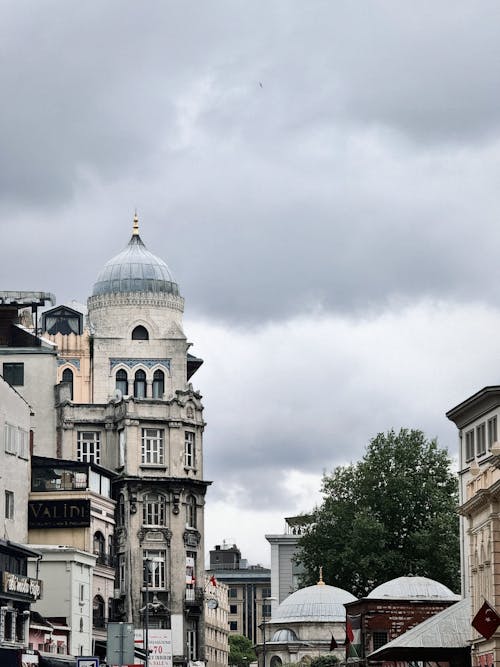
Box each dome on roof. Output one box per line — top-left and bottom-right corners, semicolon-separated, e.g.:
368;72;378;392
92;218;179;297
367;576;460;600
271;629;299;643
272;584;357;623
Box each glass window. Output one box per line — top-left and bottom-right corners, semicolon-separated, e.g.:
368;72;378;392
372;631;388;650
186;494;197;528
117;494;125;525
152;370;165;398
77;431;101;464
185;432;195;468
116;369;128;395
3;362;24;386
143;550;166;589
18;429;29;459
488;416;498;449
141;428;164;465
143;493;165;526
229;604;237;614
229;621;237;631
477;423;486;456
5;490;14;519
465;430;475;462
61;368;74;400
134;369;147;398
93;532;106;564
93;595;105;628
132;325;149;340
4;424;17;455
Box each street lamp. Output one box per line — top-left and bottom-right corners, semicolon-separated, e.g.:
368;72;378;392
261;596;277;667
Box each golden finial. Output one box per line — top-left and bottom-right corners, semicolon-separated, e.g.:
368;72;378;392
133;211;139;236
318;566;325;585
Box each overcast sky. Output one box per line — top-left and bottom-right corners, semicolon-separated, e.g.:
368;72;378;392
2;1;500;567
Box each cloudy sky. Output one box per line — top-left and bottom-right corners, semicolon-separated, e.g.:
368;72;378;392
3;1;500;566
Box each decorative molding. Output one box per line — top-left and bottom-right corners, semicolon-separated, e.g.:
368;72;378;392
58;358;81;370
183;530;201;547
110;358;171;372
88;292;184;312
137;527;172;545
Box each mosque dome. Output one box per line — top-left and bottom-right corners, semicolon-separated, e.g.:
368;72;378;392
367;576;460;601
92;215;180;297
272;583;357;623
271;629;299;643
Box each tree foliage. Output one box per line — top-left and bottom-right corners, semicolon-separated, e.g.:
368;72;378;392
296;429;460;597
229;634;257;666
310;655;340;667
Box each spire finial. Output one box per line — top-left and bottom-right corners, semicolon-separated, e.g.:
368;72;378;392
133;210;139;236
318;566;325;586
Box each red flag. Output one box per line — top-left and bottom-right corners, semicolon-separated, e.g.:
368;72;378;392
472;600;500;640
329;634;338;651
346;617;355;644
210;575;217;587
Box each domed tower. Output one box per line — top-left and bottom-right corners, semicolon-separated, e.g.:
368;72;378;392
58;215;209;665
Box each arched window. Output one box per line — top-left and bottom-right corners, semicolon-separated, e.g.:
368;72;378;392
62;368;73;400
134;369;147;398
93;531;106;564
116;369;128;395
152;369;165;399
186;494;197;529
132;325;149;340
93;595;105;628
143;493;165;526
270;657;282;667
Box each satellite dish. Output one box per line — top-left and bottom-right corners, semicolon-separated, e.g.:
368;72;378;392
112;388;123;403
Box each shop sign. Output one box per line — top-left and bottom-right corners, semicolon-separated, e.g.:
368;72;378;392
2;572;42;600
28;499;91;528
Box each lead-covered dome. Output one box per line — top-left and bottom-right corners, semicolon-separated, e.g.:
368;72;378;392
272;584;357;623
367;576;459;600
92;216;180;297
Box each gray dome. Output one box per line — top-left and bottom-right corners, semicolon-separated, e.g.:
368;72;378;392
92;227;179;297
272;584;357;623
367;576;460;601
271;629;299;643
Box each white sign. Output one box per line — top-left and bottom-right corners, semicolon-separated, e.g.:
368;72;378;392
76;659;99;667
135;628;172;667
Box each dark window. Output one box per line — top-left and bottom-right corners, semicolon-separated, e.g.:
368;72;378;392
477;423;486;456
3;362;24;386
93;595;105;629
372;632;388;651
261;587;271;598
116;369;128;395
152;369;165;398
262;604;271;617
186;495;197;528
134;369;146;398
228;587;237;598
93;531;106;564
62;368;74;400
229;621;237;631
229;604;237;614
132;325;149;340
465;430;475;462
488;416;498;448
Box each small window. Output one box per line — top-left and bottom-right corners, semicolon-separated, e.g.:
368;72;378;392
141;428;164;465
229;604;237;614
229;621;237;631
134;369;147;398
3;362;24;386
262;603;271;617
229;588;237;598
61;368;74;400
186;494;197;528
5;490;14;519
143;493;165;526
132;325;149;340
185;432;195;468
488;416;498;449
372;631;388;650
116;369;128;395
477;423;486;456
77;431;101;464
4;424;17;455
152;369;165;399
465;430;475;462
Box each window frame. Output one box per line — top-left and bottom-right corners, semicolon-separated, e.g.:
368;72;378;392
77;431;101;464
488;416;498;449
141;428;164;465
143;493;166;526
465;429;475;462
3;362;24;386
184;431;195;468
477;422;486;457
143;550;167;589
5;490;14;519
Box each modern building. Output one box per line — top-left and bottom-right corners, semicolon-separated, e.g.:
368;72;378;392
204;574;229;667
265;516;310;606
255;577;357;667
208;544;271;644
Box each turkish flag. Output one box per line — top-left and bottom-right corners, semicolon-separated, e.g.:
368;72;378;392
472;601;500;640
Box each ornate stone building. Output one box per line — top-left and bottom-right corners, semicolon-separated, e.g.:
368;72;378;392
30;215;209;664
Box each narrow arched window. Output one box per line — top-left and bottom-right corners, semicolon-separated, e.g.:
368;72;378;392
93;595;105;628
186;494;197;528
93;531;106;564
116;369;128;395
134;369;146;398
132;325;149;340
152;369;165;399
62;368;73;400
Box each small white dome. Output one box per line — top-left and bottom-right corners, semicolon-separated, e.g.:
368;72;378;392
367;576;459;600
271;629;299;642
272;584;357;623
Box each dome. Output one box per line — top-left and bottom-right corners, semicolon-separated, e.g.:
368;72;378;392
92;216;180;297
272;584;357;623
271;629;299;643
367;576;460;601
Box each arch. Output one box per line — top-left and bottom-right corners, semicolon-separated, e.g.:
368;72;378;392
93;595;105;628
270;657;282;667
186;494;197;529
94;531;106;564
61;367;74;400
116;369;128;395
152;369;165;399
134;369;147;398
132;325;149;340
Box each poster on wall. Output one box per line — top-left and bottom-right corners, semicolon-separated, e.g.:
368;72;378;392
134;628;172;667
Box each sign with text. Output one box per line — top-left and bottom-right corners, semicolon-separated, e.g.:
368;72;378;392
2;572;42;600
76;659;99;667
28;499;91;528
134;628;172;667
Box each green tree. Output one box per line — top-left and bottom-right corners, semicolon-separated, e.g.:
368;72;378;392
229;634;257;667
310;655;340;667
297;428;460;597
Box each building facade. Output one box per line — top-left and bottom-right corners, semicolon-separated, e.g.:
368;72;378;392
204;575;229;667
265;516;310;606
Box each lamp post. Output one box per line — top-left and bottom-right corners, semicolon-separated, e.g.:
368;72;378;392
145;559;151;667
262;596;277;667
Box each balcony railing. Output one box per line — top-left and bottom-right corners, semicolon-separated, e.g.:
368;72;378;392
94;552;114;567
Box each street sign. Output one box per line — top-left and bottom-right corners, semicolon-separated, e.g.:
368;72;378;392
76;658;99;667
108;622;136;665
